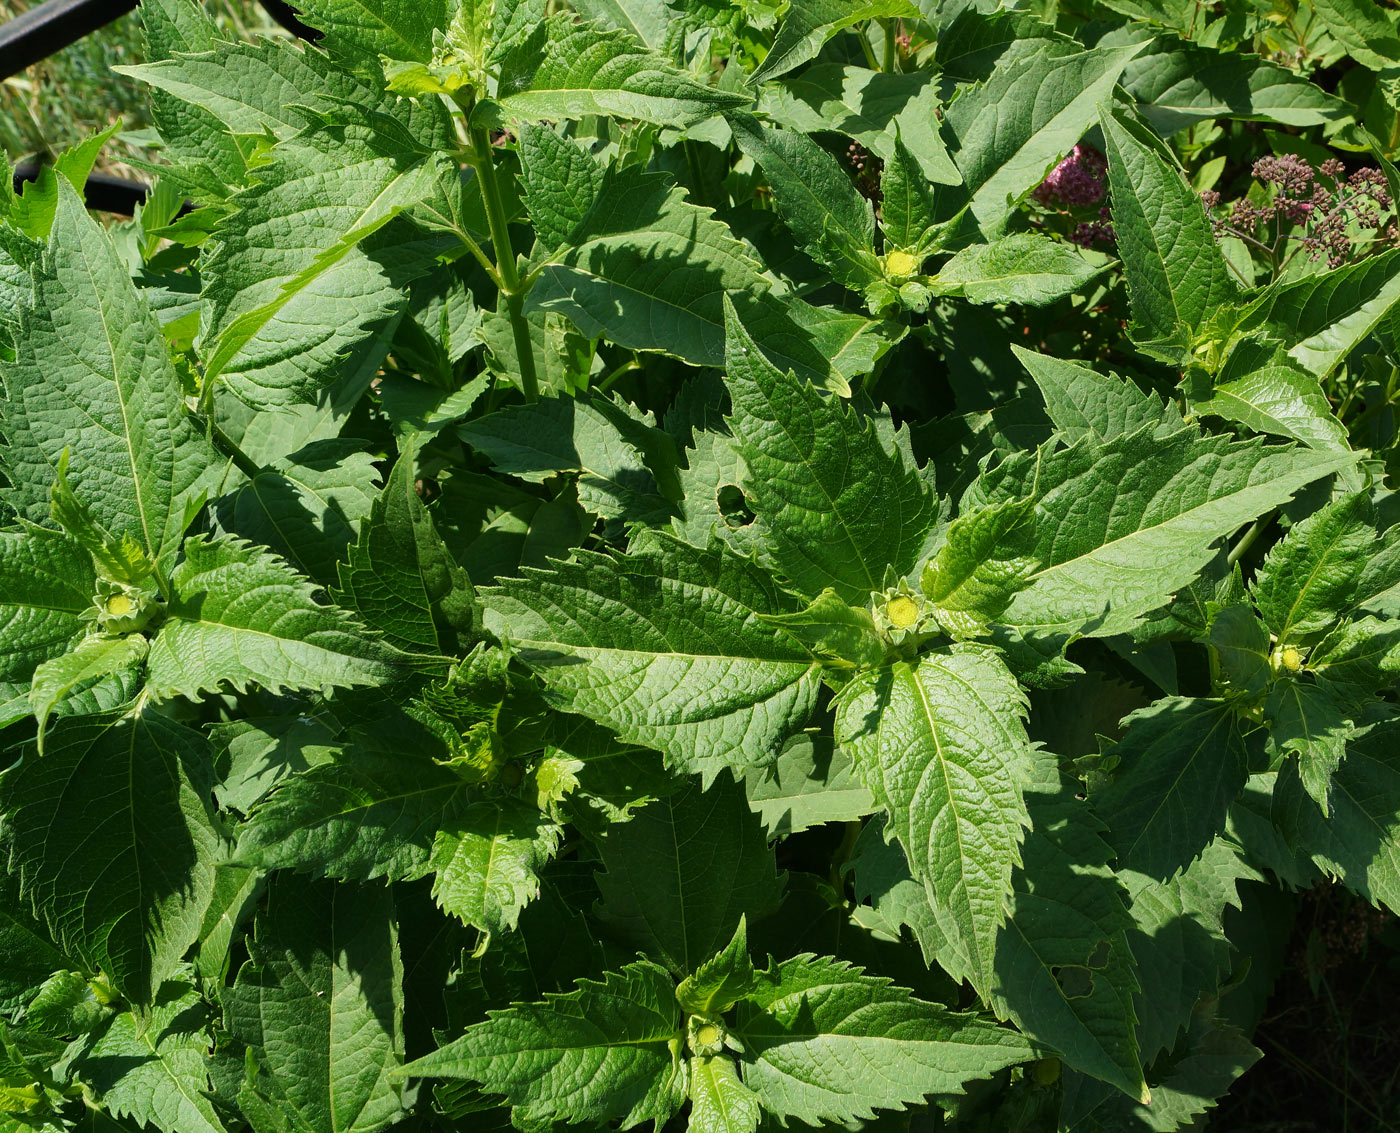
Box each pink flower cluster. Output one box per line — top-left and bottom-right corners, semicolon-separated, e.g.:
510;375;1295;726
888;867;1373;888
1032;144;1108;208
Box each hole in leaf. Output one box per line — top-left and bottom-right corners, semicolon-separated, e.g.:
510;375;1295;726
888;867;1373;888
717;484;756;529
1086;940;1111;969
1054;966;1095;999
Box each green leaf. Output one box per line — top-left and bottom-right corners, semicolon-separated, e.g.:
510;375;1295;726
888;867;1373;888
335;439;477;655
1191;341;1351;452
1273;720;1400;909
921;495;1036;638
1253;492;1374;642
728;114;880;291
1208;603;1271;698
1013;347;1183;445
880;134;942;252
1100;110;1239;359
146;535;405;702
199;105;454;408
1;184;218;568
29;635;148;749
401;960;686;1130
0;526;94;698
931;234;1106;307
0;871;67;1014
990;753;1146;1102
215;440;380;588
525;162;883;393
572;0;670;49
835;646;1034;998
493;14;748;126
762;66;959;188
1309;0;1400;72
760;589;887;667
1308;615;1400;697
430;799;563;937
1119;837;1256;1064
596;777;783;975
0;712;221;1004
1093;698;1258;878
1265;678;1353;816
744;735;876;838
224;875;406;1133
723;296;938;603
732;954;1033;1124
948;45;1143;236
1124;34;1352;134
689;1057;760;1133
517;123;607;252
970;426;1354;640
676;918;758;1017
481;540;822;781
70;979;226;1133
751;0;918;85
457;394;679;528
291;0;448;67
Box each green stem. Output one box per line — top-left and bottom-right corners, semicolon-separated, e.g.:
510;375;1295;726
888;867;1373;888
1227;511;1275;568
859;26;880;71
468;124;540;403
596;357;641;393
208;419;263;481
883;19;897;73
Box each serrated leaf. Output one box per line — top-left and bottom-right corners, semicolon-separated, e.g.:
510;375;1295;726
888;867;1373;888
729;114;879;290
835;646;1034;998
0;526;94;697
760;590;887;667
1208;603;1271;698
733;954;1033;1124
224;875;406;1133
1266;678;1353;817
677;918;757;1017
1;184;218;569
922;495;1035;637
146;535;405;701
0;712;221;1005
1094;698;1258;879
723;296;937;603
689;1056;759;1133
291;0;448;66
990;753;1146;1102
1273;719;1400;909
481;540;821;780
1253;492;1374;641
1192;341;1351;452
931;234;1105;306
517;124;607;252
0;871;67;1014
1100;110;1239;359
335;439;477;655
971;425;1354;640
751;0;918;85
948;46;1142;236
1308;616;1400;697
744;734;875;837
596;777;783;975
880;134;941;250
199;106;455;408
430;799;563;937
29;635;148;749
494;14;748;126
402;960;686;1130
1012;347;1183;446
69;979;226;1133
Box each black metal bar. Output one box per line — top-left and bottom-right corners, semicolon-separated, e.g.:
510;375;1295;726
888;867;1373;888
0;0;138;82
13;161;149;214
258;0;320;41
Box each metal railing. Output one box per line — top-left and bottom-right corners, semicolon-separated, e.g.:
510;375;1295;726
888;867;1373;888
3;0;317;214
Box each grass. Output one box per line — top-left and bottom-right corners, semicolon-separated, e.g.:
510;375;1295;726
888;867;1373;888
0;0;274;174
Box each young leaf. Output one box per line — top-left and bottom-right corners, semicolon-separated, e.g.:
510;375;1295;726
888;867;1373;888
1191;341;1351;452
596;777;783;975
732;954;1034;1124
69;978;227;1133
970;426;1355;641
760;589;887;668
1252;492;1374;642
1094;698;1259;879
1;183;219;568
481;541;822;781
517;123;607;252
335;439;477;655
835;646;1035;998
728;114;880;290
947;45;1143;236
1264;678;1353;816
880;134;941;251
989;761;1147;1102
751;0;919;85
0;525;95;702
146;535;406;702
930;234;1105;307
0;712;221;1005
224;875;406;1133
28;635;148;748
1012;347;1184;445
492;15;749;126
723;296;938;604
677;918;757;1017
1100;110;1239;359
689;1056;760;1133
290;0;448;68
401;960;687;1130
921;495;1036;638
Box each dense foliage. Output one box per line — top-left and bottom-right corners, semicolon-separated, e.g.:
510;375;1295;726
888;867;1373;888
3;0;1400;1129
